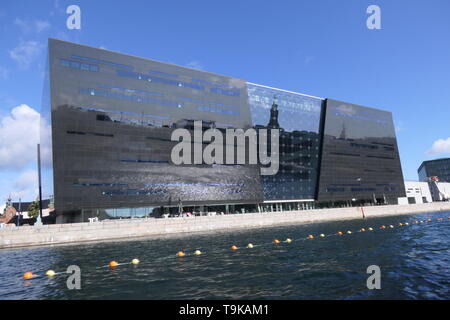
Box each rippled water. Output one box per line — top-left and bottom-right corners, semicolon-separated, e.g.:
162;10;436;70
1;211;449;300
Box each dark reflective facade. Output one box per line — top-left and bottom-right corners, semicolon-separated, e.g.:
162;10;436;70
45;39;406;222
247;84;324;200
47;39;264;221
317;99;406;204
418;158;450;182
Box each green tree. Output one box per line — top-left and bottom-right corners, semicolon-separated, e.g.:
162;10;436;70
27;201;40;219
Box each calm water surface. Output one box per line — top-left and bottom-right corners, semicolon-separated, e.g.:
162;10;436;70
1;211;449;299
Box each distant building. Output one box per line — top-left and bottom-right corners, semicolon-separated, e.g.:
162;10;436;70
418;158;450;182
399;180;450;204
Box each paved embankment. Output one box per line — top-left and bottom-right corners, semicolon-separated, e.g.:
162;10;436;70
2;202;450;249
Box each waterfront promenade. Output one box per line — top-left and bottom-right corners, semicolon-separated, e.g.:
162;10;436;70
1;202;450;249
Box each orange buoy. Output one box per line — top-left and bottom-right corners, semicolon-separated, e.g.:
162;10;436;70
109;261;119;268
273;239;280;244
380;225;386;229
307;234;314;239
414;220;419;224
23;272;33;279
177;251;185;257
337;231;343;236
360;228;366;232
230;245;238;251
427;219;432;222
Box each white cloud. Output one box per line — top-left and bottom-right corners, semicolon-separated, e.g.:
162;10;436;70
14;18;50;34
0;104;52;170
9;40;44;69
186;60;204;70
11;170;38;201
395;121;405;133
427;137;450;155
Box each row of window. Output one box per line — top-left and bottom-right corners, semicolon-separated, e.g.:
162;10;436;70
80;105;170;121
326;186;397;193
333;111;389;125
178;96;241;110
73;183;128;187
101;188;245;196
67;130;113;137
329;152;396;160
117;69;204;90
99;84;164;97
59;59;99;72
79;88;182;108
68;54;240;91
198;105;240;116
116;69;241;97
71;54;133;70
191;78;239;90
121;159;169;164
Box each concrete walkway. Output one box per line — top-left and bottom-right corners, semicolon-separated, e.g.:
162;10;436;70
1;202;450;249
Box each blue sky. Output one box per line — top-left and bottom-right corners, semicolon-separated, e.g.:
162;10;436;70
1;0;450;204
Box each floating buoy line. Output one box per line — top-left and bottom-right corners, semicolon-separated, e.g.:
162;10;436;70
21;216;450;280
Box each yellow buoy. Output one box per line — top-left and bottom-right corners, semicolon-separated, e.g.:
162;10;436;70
273;239;280;244
45;270;56;277
247;243;254;248
131;259;140;265
360;228;366;232
307;234;314;239
194;250;202;256
177;251;185;257
404;222;409;225
337;231;343;236
23;272;33;279
319;234;325;238
368;227;373;231
347;231;352;234
109;261;119;268
230;245;238;251
285;238;292;243
389;225;394;228
398;223;403;226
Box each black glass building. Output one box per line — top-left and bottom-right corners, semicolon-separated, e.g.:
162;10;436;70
418;158;450;182
42;39;406;222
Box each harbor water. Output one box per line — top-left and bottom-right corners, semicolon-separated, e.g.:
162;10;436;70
0;211;449;299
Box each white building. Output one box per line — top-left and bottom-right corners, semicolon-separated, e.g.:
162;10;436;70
398;181;450;204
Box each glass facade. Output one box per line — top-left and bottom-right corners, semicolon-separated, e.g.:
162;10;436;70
44;39;406;222
247;84;324;200
47;39;265;222
418;158;450;182
317;99;406;204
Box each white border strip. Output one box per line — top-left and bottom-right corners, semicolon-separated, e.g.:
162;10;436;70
263;199;315;203
247;82;324;100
